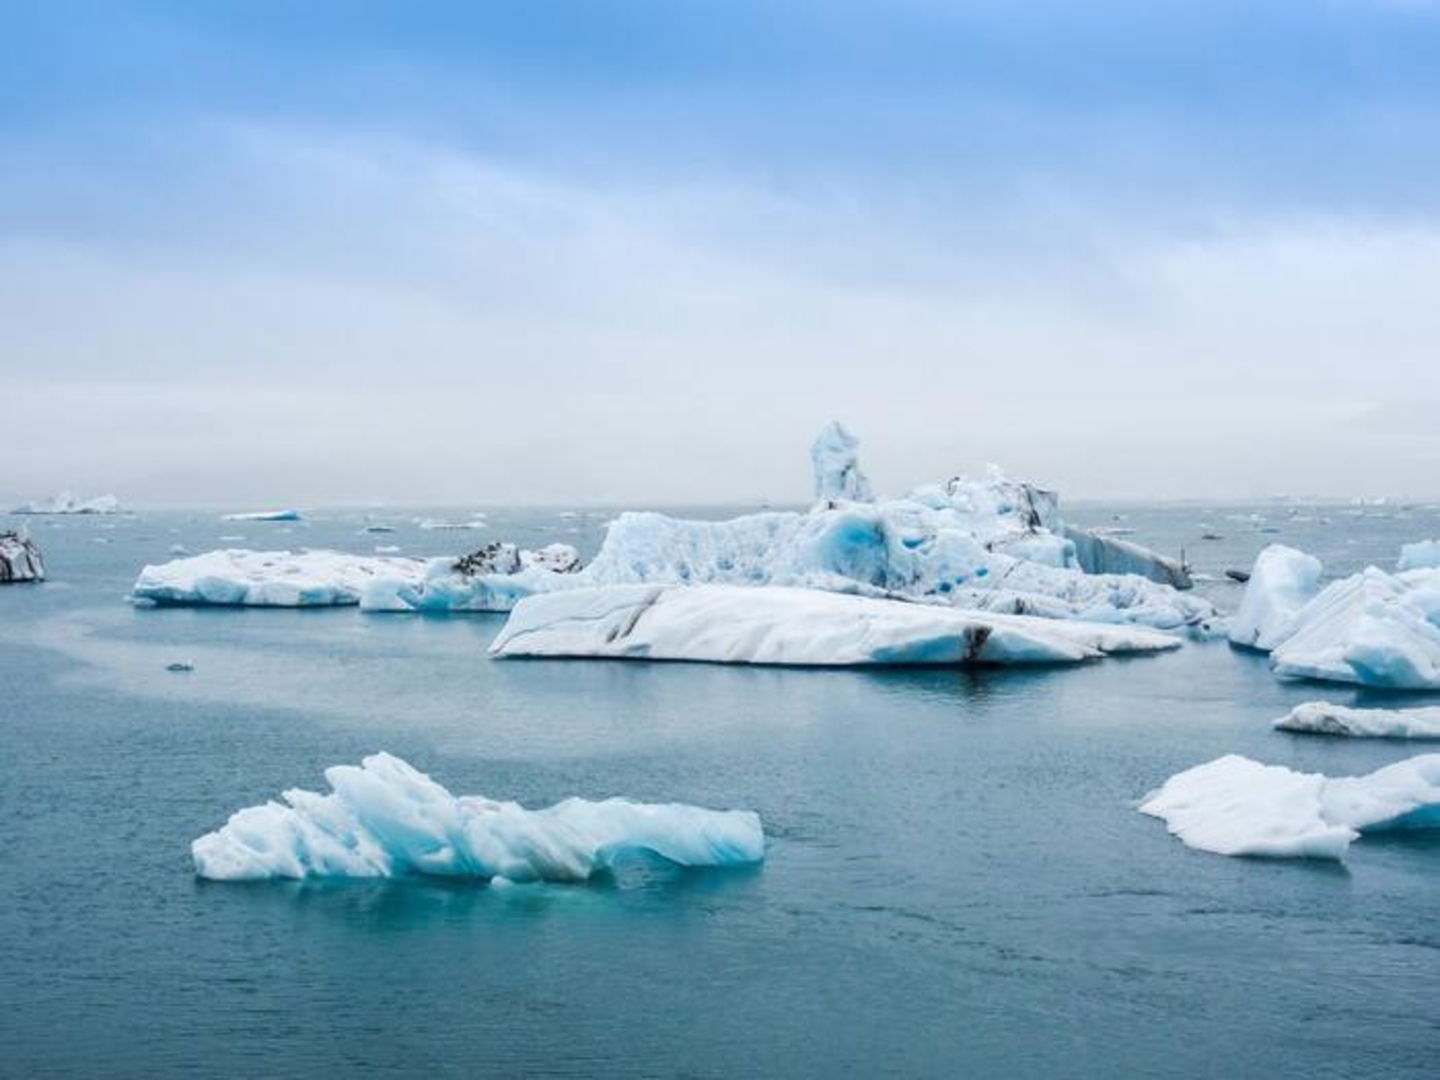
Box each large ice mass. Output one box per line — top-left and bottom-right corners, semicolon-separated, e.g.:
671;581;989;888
0;528;45;583
1228;544;1323;650
192;752;764;882
13;492;120;515
1275;701;1440;739
133;549;426;606
131;423;1213;632
1140;753;1440;859
489;584;1181;666
1229;543;1440;690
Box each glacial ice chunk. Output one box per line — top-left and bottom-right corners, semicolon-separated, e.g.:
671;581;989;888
811;420;873;502
1064;525;1192;589
192;752;765;882
0;528;45;583
359;543;582;613
1275;701;1440;739
489;583;1180;666
1140;753;1440;859
132;549;426;607
1228;544;1323;650
1398;540;1440;572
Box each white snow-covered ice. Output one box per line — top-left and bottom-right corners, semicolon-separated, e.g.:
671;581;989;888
359;543;582;613
1275;701;1440;739
1228;544;1323;650
12;492;120;515
811;420;873;502
132;549;425;606
1228;542;1440;690
1140;753;1440;859
192;752;764;882
489;583;1181;666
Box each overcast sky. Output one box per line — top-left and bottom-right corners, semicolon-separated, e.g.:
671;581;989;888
3;1;1439;506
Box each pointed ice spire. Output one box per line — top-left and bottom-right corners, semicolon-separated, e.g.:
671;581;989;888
810;421;873;502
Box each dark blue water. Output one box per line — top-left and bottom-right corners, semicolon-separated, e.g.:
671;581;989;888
2;504;1438;1078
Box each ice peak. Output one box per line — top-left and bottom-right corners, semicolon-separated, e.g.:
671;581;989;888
811;421;872;503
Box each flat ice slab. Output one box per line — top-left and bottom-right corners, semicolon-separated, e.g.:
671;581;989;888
1140;753;1440;859
133;549;425;606
221;509;303;521
489;583;1180;666
193;752;764;882
1275;701;1440;739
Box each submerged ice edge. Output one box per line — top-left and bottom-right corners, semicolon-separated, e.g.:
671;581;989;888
192;752;765;883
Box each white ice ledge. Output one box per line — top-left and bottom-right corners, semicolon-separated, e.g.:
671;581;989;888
1275;702;1440;740
488;583;1180;667
193;752;764;882
1140;753;1440;859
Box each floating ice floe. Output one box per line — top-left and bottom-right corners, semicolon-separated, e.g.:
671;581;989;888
0;528;45;583
1275;701;1440;739
1229;543;1440;690
12;492;120;515
221;509;303;522
132;549;426;606
1140;753;1440;859
489;583;1180;666
192;752;764;882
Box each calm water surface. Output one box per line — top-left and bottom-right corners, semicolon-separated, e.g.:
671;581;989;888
2;503;1437;1078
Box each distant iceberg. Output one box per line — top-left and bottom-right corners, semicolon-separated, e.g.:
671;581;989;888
192;752;764;882
1275;701;1440;739
13;492;120;515
489;583;1181;666
221;509;303;522
1228;543;1440;690
1140;753;1440;859
0;528;45;583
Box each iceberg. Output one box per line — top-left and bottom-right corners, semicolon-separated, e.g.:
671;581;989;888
192;752;764;882
1228;541;1440;690
0;528;45;583
1275;701;1440;739
1140;753;1440;859
221;509;303;522
13;492;120;515
1228;544;1323;650
488;583;1181;666
132;549;425;607
1398;539;1440;572
1062;525;1192;589
1270;567;1440;689
811;420;873;502
359;542;582;613
131;542;583;611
